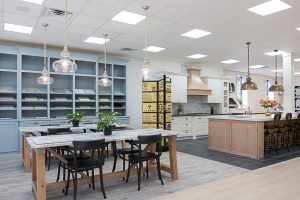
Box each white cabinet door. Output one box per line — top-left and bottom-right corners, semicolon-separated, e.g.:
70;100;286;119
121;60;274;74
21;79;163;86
169;75;187;103
193;117;208;136
0;122;18;153
207;79;222;103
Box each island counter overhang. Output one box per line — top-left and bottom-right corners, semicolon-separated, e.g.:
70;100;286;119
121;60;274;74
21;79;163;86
207;115;287;159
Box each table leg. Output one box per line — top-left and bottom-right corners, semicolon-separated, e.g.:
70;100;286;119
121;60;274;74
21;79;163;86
32;148;46;200
168;136;178;180
23;132;31;172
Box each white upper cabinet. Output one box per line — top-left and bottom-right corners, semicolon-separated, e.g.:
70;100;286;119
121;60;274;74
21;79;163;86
169;75;187;103
207;78;222;103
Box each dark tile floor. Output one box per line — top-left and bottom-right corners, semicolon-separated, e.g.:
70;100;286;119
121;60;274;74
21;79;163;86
177;137;300;170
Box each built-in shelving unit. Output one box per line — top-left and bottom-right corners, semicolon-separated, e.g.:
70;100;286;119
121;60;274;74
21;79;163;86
295;86;300;112
222;80;230;113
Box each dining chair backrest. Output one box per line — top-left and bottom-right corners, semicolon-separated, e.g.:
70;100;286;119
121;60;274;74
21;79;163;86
137;134;162;156
273;113;281;127
47;127;71;135
297;113;300;121
285;113;293;126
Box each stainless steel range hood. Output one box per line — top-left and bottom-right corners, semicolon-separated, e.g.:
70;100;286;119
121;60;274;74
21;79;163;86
187;68;212;95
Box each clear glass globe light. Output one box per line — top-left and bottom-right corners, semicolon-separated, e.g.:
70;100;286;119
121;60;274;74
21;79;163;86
37;67;54;85
53;46;77;73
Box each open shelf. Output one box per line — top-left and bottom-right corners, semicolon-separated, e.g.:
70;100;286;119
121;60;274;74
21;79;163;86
0;53;17;70
113;64;126;78
99;63;112;77
22;55;44;71
75;60;96;75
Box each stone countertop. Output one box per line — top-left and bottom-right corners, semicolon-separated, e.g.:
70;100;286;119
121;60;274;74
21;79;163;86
26;129;178;149
207;114;297;122
172;113;265;117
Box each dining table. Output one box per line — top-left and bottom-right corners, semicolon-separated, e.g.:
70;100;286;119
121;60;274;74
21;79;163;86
19;123;130;172
26;128;178;200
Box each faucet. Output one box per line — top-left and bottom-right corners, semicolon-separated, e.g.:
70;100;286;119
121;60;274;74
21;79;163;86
246;106;252;115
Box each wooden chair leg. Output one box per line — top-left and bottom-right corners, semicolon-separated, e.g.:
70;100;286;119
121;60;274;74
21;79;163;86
157;158;164;186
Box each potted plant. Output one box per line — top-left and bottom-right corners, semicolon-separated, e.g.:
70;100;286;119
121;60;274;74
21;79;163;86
66;111;85;127
96;112;118;135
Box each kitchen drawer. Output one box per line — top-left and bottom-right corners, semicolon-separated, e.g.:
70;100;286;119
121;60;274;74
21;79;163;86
194;116;208;123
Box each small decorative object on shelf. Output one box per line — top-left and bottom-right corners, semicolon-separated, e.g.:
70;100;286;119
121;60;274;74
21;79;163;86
66;111;85;127
259;99;278;116
177;104;183;115
96;111;118;135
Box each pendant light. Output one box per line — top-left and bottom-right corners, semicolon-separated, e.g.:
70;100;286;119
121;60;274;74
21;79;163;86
52;0;77;73
269;50;284;92
138;5;152;79
99;34;112;87
241;42;258;90
37;23;54;85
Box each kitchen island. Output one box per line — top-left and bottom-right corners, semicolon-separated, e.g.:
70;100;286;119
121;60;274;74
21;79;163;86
208;114;295;159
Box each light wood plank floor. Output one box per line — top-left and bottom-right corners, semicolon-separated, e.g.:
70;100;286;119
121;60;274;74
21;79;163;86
0;151;248;200
152;157;300;200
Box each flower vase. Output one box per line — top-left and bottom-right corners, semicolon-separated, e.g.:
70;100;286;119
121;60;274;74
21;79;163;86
265;108;272;116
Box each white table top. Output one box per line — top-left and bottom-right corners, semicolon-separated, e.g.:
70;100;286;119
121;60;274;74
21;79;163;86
26;129;178;149
208;114;298;122
19;123;130;134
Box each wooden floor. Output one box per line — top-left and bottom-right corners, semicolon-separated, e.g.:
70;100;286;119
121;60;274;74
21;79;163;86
152;157;300;200
0;151;248;200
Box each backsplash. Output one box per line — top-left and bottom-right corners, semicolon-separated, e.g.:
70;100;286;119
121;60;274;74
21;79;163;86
172;96;218;115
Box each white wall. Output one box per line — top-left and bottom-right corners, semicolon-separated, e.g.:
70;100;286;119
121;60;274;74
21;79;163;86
126;59;223;128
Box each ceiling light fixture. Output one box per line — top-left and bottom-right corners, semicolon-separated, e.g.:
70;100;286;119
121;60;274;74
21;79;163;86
21;0;44;5
221;59;240;64
112;11;145;25
248;0;291;16
85;37;110;45
294;58;300;62
4;23;33;34
37;23;54;85
99;34;112;87
294;72;300;75
264;50;287;56
138;6;152;79
296;27;300;31
187;54;207;59
52;0;77;73
181;29;211;39
270;69;283;72
241;42;258;90
269;50;284;92
250;65;268;69
143;46;166;53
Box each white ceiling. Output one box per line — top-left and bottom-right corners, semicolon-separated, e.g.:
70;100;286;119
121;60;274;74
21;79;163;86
1;0;300;74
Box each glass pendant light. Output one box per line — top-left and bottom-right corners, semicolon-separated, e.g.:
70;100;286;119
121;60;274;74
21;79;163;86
269;50;284;92
99;34;112;87
138;5;152;79
37;23;54;85
241;42;258;90
52;0;77;73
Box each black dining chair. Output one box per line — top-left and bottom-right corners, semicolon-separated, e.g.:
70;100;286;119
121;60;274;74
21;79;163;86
126;134;164;191
65;139;107;200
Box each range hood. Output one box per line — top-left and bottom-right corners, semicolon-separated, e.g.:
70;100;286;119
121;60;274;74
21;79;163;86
187;68;212;95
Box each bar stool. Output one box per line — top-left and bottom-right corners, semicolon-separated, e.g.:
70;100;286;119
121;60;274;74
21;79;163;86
292;113;300;147
264;113;281;153
282;113;294;150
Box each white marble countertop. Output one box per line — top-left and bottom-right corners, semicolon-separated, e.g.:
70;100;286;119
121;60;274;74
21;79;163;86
26;129;178;149
208;114;297;122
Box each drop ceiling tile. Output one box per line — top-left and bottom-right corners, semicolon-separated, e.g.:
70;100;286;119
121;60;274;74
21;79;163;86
91;28;121;40
44;0;89;13
115;33;143;43
3;12;37;27
71;15;107;28
89;0;134;9
68;24;95;35
3;0;43;18
135;17;172;31
36;18;65;32
125;0;169;16
100;21;132;33
81;2;120;19
154;5;195;23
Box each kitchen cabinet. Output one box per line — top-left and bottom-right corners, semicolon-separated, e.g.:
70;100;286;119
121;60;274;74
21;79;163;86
0;121;18;153
171;116;209;138
169;75;187;103
207;78;222;103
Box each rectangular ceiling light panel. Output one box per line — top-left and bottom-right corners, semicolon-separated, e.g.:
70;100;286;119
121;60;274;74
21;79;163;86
181;29;211;39
112;11;145;25
294;58;300;62
248;0;291;16
250;65;268;69
221;59;240;64
187;54;207;59
264;50;288;56
270;69;283;72
143;46;166;52
21;0;44;5
84;37;110;44
4;23;33;34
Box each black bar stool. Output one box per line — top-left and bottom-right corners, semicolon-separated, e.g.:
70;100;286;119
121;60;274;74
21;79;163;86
264;113;281;153
282;113;294;150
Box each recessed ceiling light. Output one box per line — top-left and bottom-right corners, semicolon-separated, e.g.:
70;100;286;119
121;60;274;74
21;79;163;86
294;72;300;75
187;54;207;59
221;59;240;64
296;27;300;31
248;0;291;16
264;50;288;56
181;29;211;39
84;37;110;45
4;23;33;34
270;69;283;72
294;58;300;62
112;11;145;25
143;46;166;53
21;0;44;5
250;65;268;69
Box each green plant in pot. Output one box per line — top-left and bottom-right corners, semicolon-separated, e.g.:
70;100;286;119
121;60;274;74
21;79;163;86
96;112;118;136
66;111;85;127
